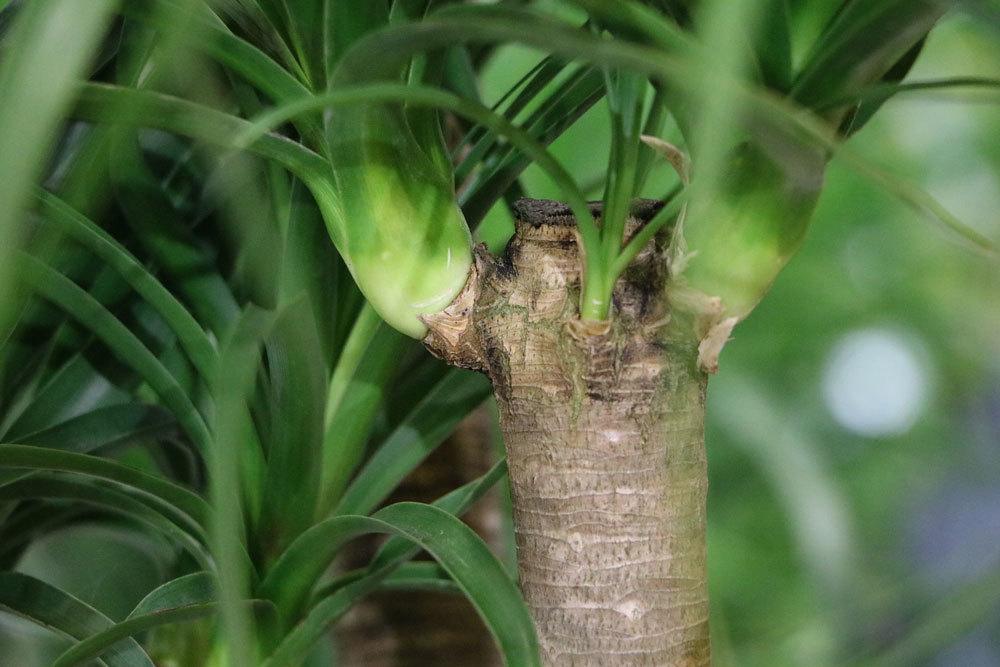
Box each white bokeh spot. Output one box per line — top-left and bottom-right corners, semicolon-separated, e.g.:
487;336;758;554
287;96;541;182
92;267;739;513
823;328;931;438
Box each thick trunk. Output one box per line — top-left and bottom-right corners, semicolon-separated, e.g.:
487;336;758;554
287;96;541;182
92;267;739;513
425;200;710;666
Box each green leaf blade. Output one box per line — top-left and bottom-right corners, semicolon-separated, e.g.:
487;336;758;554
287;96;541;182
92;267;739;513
0;571;153;667
333;368;490;517
261;502;539;667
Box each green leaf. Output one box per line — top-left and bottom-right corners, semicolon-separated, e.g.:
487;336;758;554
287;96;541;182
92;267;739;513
406;49;454;182
459;65;606;228
52;604;219;667
3;351;126;441
324;0;390;77
107;136;241;338
373;561;461;593
0;402;180;488
0;443;209;527
791;0;947;113
0;0;119;334
0;505;89;569
72;83;329;181
634;86;669;193
0;571;153;667
0;475;211;569
562;0;693;53
209;305;279;667
264;563;464;667
453;55;566;181
433;3;989;258
238;81;598;270
612;188;687;276
275;180;347;363
16;403;177;454
334;368;490;517
259;299;326;552
317;304;409;515
593;64;647;319
129;571;214;617
837;34;924;135
754;0;793;91
262;458;506;623
15;252;212;451
260;502;539;667
119;0;315;109
269;0;325;87
0;336;57;435
441;44;484;104
826;75;1000;116
50;572;276;667
208;0;308;81
549;3;996;285
313;458;508;603
34;189;217;379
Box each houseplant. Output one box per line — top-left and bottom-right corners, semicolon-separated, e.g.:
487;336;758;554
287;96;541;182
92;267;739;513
0;0;996;664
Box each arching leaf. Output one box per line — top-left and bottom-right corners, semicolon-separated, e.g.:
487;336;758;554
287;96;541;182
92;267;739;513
50;572;276;667
260;502;538;667
0;443;208;526
334;368;490;517
0;572;153;667
15;253;212;451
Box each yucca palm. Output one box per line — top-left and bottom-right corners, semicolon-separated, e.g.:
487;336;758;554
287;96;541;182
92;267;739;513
0;0;996;665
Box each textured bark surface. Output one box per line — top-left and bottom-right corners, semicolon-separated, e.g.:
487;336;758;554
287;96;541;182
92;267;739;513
424;200;710;666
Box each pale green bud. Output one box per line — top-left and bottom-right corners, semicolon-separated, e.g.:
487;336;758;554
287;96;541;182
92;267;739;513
319;105;472;338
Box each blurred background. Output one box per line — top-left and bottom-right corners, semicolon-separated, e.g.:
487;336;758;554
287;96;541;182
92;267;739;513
1;2;998;666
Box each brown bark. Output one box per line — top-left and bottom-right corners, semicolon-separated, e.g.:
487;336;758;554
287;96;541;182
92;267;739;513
424;200;711;666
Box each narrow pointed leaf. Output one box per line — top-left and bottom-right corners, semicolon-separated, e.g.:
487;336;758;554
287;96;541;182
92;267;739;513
16;403;177;454
261;502;539;667
334;368;490;517
51;571;275;667
0;572;153;667
120;0;315;108
0;475;210;568
35;189;217;378
72;83;328;180
313;458;508;603
318;305;409;515
0;443;208;526
791;0;946;113
16;252;212;451
259;299;326;549
0;0;119;333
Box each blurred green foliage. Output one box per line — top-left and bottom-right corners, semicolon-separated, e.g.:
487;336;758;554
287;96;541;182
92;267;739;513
712;16;1000;667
